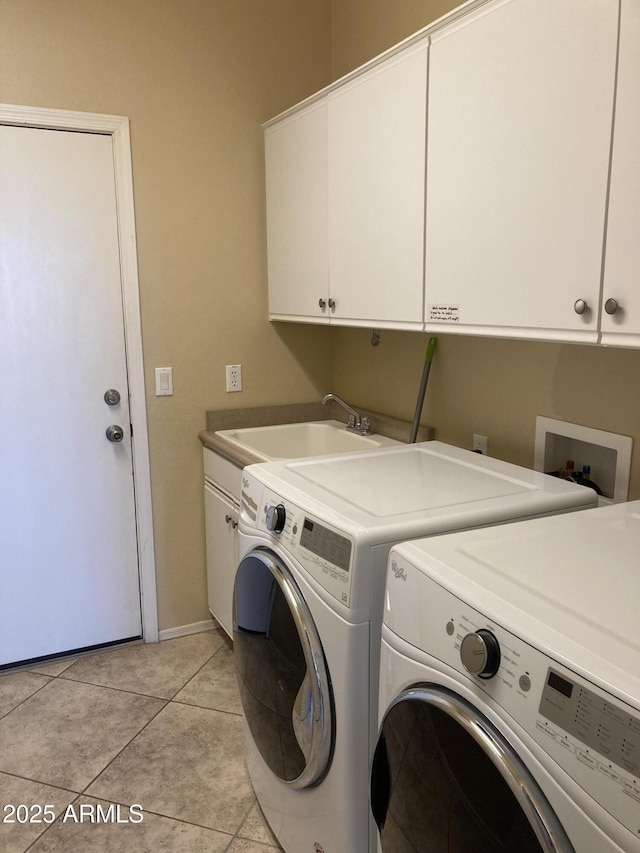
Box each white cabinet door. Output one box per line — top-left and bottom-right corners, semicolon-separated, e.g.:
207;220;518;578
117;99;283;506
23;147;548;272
328;42;428;329
601;0;640;347
265;99;329;323
425;0;618;343
204;483;238;639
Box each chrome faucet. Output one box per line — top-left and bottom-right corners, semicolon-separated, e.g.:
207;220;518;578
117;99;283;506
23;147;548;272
321;394;372;435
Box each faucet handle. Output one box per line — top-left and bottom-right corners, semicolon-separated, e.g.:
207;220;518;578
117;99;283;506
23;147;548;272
360;416;372;434
347;414;356;429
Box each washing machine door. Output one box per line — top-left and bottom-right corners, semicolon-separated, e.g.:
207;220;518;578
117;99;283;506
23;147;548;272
371;685;574;853
233;546;334;789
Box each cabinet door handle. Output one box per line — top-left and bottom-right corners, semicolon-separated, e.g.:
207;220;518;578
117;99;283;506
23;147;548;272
328;298;335;309
318;298;326;309
573;298;589;315
604;297;620;315
225;514;232;524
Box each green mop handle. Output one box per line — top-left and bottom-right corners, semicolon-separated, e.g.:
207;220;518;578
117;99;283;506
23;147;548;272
409;337;437;443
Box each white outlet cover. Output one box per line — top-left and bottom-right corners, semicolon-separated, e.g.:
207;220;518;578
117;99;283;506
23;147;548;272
225;364;242;392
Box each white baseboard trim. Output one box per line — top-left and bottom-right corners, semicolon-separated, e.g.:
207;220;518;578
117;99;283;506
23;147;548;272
158;619;217;642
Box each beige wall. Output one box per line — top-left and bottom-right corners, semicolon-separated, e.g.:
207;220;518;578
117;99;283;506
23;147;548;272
331;0;458;79
4;0;639;634
329;0;640;502
0;0;333;631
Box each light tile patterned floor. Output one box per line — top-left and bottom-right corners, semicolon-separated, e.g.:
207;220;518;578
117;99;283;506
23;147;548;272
0;630;283;852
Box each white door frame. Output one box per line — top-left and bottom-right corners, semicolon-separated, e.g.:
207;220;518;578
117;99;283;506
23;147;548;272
1;103;159;644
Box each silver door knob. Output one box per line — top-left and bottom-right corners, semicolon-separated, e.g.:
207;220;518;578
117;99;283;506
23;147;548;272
328;298;335;309
573;298;589;315
604;297;619;315
106;425;124;443
104;389;121;406
318;298;326;309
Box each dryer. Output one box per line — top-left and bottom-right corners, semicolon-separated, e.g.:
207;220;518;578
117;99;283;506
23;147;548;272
373;500;640;852
232;441;596;853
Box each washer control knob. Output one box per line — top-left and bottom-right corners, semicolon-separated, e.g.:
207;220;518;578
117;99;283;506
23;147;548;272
460;629;501;679
265;503;286;533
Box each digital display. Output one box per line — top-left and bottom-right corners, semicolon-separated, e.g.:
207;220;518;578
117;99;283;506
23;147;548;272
540;668;640;778
548;670;573;699
299;517;351;572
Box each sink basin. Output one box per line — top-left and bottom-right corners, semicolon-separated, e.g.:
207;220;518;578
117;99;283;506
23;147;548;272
216;419;400;461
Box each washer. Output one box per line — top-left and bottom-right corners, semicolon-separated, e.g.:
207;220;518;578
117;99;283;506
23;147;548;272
233;441;597;853
373;500;640;852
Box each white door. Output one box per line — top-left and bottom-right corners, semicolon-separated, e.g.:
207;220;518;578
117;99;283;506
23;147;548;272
0;124;142;666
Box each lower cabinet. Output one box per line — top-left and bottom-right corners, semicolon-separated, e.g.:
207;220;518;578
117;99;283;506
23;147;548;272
203;450;241;639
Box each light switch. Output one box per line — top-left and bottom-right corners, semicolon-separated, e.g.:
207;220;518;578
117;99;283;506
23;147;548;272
155;367;173;396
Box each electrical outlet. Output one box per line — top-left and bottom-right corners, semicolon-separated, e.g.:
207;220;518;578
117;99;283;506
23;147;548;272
473;433;488;455
225;364;242;392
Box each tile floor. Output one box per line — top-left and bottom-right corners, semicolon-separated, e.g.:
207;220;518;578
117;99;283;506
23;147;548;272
0;629;284;852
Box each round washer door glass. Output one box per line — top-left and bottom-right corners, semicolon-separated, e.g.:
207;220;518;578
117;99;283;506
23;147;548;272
233;547;333;789
371;686;575;852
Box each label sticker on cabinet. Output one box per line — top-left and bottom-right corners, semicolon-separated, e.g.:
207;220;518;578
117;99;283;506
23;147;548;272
429;304;460;323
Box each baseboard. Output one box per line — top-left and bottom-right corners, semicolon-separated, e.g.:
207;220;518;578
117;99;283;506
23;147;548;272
158;619;217;642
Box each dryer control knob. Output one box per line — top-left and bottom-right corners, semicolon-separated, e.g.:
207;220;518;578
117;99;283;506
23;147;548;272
460;629;501;679
265;503;286;533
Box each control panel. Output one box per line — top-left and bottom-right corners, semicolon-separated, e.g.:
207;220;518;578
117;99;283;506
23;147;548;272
251;484;354;607
384;552;640;843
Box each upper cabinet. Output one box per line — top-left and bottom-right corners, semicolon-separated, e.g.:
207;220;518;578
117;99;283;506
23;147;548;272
327;43;428;329
601;0;640;347
424;0;618;343
265;99;329;322
264;0;639;348
264;40;428;329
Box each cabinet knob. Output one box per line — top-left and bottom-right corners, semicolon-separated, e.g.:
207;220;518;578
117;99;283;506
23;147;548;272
318;298;326;309
573;298;589;315
328;298;335;309
604;297;620;315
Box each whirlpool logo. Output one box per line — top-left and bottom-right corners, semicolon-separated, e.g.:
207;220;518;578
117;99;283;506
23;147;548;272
390;560;407;582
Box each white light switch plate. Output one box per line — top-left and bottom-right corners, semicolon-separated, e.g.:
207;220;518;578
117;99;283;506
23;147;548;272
155;367;173;396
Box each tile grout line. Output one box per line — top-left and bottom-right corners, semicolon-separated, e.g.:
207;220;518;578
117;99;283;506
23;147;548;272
0;634;262;849
0;675;55;723
78;697;169;797
165;635;231;702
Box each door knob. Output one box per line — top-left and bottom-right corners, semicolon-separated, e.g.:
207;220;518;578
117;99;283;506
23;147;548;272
604;297;620;315
106;425;124;443
573;298;589;315
104;389;121;406
318;298;326;309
